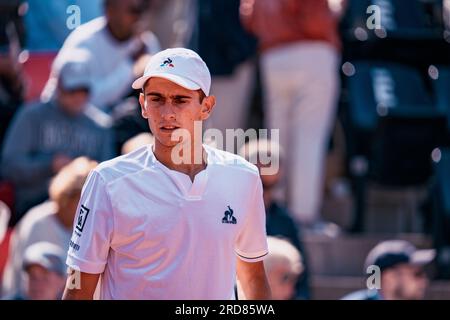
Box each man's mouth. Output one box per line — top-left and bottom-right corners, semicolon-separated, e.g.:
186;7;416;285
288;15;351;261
160;125;180;133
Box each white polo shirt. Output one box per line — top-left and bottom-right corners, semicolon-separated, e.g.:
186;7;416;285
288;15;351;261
66;144;268;300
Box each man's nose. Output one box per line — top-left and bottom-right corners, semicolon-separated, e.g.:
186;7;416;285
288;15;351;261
160;103;176;120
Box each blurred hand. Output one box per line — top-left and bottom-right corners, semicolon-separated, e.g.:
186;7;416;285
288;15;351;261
52;154;73;173
133;54;152;78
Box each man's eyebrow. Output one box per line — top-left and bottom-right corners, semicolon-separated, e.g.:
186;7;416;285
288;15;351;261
146;92;164;97
172;95;192;100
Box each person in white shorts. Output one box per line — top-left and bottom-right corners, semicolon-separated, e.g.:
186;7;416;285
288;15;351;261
62;48;271;300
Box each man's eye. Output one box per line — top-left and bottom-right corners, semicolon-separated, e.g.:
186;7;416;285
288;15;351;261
175;99;187;104
151;98;161;102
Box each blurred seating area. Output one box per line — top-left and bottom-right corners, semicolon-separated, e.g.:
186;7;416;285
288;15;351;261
1;0;450;300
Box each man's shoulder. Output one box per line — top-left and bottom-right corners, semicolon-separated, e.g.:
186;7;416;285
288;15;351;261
206;145;259;176
94;145;151;184
16;101;50;118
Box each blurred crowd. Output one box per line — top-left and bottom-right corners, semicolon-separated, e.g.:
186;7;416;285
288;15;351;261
1;0;450;300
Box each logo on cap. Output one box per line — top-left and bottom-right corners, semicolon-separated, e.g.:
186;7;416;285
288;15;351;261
160;57;174;68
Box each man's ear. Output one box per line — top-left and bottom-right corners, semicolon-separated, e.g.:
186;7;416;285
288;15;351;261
139;93;148;119
200;95;216;120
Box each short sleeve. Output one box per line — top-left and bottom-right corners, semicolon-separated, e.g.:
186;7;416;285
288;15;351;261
66;170;114;274
234;176;268;262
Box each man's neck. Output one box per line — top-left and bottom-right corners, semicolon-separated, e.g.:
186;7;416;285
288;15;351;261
153;140;207;182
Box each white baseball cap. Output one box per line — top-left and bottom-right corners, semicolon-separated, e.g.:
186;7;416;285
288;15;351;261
131;48;211;95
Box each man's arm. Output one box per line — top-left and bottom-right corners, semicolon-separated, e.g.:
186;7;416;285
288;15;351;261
62;269;100;300
236;259;271;300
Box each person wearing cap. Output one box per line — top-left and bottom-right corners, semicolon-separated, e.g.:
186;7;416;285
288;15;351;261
342;240;435;300
5;242;67;300
1;157;97;299
63;48;271;300
1;50;115;221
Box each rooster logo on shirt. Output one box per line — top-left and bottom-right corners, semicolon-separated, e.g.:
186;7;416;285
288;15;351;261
222;205;237;224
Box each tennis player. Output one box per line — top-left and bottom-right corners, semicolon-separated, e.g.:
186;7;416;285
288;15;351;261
62;48;271;300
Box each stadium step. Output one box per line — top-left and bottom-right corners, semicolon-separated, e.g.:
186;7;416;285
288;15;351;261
302;233;432;277
310;275;450;300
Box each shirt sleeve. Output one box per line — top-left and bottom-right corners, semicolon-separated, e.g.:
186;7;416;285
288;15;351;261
66;170;114;274
234;175;268;262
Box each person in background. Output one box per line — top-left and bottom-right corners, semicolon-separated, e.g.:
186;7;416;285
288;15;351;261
1;51;114;219
240;0;345;228
41;0;161;112
239;139;310;299
145;0;196;49
1;157;97;298
342;240;435;300
238;236;303;300
192;0;257;142
0;0;25;151
7;242;67;300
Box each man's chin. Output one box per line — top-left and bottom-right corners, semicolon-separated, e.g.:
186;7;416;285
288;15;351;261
156;136;183;148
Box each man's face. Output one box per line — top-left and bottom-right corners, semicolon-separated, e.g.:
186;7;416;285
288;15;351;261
106;0;145;41
57;87;89;116
139;77;215;149
267;263;299;300
25;264;66;300
394;264;429;300
385;264;429;300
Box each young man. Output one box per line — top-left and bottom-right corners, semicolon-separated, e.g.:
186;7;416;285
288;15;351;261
62;48;271;300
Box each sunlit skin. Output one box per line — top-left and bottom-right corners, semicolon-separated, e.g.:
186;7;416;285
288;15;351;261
267;263;299;300
381;264;429;300
139;77;216;181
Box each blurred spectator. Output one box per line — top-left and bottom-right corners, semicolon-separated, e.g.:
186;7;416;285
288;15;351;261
8;242;67;300
0;0;25;151
192;0;257;139
240;0;344;226
42;0;161;112
238;236;303;300
121;132;154;154
239;139;310;299
342;240;435;300
1;157;97;298
265;236;303;300
24;0;103;51
146;0;196;49
0;201;10;245
1;52;113;220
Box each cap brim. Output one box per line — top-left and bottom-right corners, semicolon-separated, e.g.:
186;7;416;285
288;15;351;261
411;249;436;266
132;73;201;92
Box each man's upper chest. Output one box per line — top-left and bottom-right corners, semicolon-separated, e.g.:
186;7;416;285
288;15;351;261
107;167;255;243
